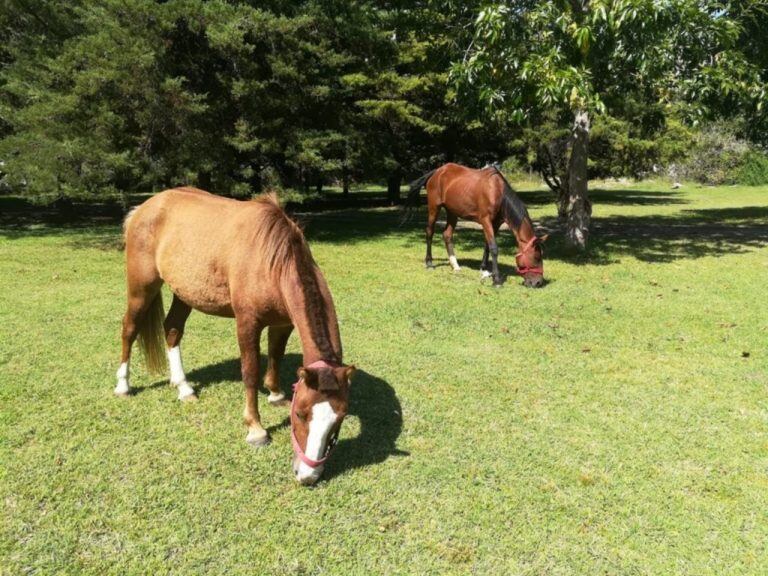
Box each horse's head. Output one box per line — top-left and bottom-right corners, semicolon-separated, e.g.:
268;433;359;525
290;362;355;485
516;234;548;288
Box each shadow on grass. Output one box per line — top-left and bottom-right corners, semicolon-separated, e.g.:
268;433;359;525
519;187;688;207
5;190;767;265
304;202;768;266
133;353;406;477
581;204;768;264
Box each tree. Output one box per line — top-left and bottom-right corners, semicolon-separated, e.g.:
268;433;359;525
457;0;767;250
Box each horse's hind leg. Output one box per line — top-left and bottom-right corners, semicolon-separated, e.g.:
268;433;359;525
115;281;162;397
264;325;293;406
164;295;195;401
425;203;439;268
443;212;460;271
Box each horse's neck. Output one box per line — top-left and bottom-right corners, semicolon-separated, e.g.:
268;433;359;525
280;263;342;365
510;217;535;248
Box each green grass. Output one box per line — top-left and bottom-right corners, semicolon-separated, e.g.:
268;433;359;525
1;181;767;575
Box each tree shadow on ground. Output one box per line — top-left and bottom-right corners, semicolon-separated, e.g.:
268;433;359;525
304;202;768;266
5;190;766;265
572;205;768;265
132;353;406;477
297;186;688;248
519;187;688;207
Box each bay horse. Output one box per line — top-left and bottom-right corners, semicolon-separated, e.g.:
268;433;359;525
116;187;355;485
406;163;547;287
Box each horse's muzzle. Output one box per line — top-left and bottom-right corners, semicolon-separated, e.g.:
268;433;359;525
293;455;323;486
524;275;545;288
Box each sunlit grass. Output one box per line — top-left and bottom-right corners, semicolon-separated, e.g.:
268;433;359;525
1;182;767;574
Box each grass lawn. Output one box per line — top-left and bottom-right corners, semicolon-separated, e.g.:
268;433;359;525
1;181;767;574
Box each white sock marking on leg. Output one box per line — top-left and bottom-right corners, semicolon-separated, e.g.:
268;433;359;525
114;361;130;395
168;346;195;399
449;255;461;271
168;346;185;384
480;270;493;279
268;392;286;403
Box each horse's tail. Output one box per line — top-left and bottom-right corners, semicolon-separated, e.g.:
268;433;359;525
400;168;436;224
494;166;531;232
137;291;167;374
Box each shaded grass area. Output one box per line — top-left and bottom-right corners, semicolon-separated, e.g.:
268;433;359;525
1;182;768;574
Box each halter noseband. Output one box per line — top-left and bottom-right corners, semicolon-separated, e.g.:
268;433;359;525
515;236;543;276
290;359;340;469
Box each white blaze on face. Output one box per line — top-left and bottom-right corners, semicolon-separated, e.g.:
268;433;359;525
296;401;338;484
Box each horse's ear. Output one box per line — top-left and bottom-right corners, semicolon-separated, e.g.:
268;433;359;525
297;367;311;384
538;233;550;243
344;365;356;385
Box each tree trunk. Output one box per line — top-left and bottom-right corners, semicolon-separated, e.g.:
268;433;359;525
565;109;591;250
387;169;402;204
342;168;350;196
197;170;212;191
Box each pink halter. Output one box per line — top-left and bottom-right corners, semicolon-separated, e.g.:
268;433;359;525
515;236;543;276
290;360;340;468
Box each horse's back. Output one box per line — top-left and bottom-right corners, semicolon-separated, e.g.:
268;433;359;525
430;163;503;219
124;187;264;316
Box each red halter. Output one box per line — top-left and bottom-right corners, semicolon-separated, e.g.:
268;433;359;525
290;360;340;469
515;236;543;276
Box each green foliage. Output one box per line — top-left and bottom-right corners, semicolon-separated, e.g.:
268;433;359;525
0;0;512;203
737;150;768;186
458;1;766;123
675;120;758;185
2;1;766;203
588;114;693;179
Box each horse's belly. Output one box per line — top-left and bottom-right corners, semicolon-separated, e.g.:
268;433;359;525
159;261;235;317
173;285;235;317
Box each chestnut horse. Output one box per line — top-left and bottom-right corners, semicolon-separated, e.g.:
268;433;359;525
407;163;547;287
116;187;355;485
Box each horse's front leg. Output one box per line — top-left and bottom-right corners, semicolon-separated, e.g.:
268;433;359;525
264;325;294;407
480;219;502;286
480;244;493;279
236;315;269;447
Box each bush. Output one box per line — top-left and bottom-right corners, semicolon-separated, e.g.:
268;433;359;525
675;121;752;185
737;151;768;186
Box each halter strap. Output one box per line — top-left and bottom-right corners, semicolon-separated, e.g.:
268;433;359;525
515;236;543;276
290;360;340;468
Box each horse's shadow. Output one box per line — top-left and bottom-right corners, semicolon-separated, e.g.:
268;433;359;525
138;353;406;478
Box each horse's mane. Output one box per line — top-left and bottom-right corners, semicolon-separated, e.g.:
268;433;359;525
491;166;531;229
251;193;313;277
252;193;340;363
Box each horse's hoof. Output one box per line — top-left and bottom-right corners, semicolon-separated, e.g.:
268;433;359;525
268;393;289;407
114;390;131;398
246;430;271;448
480;270;493;279
425;262;435;269
179;392;198;402
493;281;503;288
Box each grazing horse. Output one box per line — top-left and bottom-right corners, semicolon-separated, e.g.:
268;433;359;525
407;163;547;287
116;187;355;485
